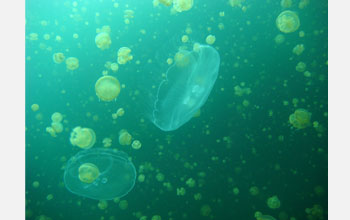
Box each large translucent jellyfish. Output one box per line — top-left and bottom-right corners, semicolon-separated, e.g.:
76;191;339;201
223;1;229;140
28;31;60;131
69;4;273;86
289;108;311;129
151;43;220;131
95;32;111;50
173;0;193;12
95;76;121;102
64;148;136;200
70;126;96;149
276;10;300;33
66;57;79;70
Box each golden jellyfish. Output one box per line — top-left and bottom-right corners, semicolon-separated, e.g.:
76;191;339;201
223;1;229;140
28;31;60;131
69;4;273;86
70;126;96;149
296;61;306;72
78;163;100;183
200;204;212;217
28;33;38;41
110;63;119;72
131;140;142;150
98;200;108;210
174;51;190;67
51;112;63;122
95;75;121;101
229;0;244;8
53;52;65;64
66;57;79;70
289;108;311;129
292;44;305;55
46;126;57;137
124;9;134;19
31;104;39;112
267;195;281;209
102;137;112;148
117;47;133;65
274;34;285;44
159;0;173;6
205;34;216;45
166;58;173;65
95;32;111;50
96;25;111;34
51;122;63;133
181;35;189;43
173;0;194;12
119;129;132;146
280;0;292;8
276;10;300;33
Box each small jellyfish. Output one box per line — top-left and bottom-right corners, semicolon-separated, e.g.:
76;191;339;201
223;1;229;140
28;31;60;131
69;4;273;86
95;32;111;50
51;112;63;123
267;195;281;209
102;138;112;148
181;35;189;43
276;10;300;33
119;129;132;146
117;47;133;65
66;57;79;70
159;0;173;6
131;140;142;150
95;75;121;102
280;0;293;8
289;108;311;129
51;122;63;133
200;204;212;216
31;104;39;112
205;35;216;45
46;126;57;137
110;63;119;72
53;52;65;64
296;61;306;72
173;0;194;12
274;34;285;44
79;163;100;184
292;44;305;55
70;126;96;149
174;50;190;67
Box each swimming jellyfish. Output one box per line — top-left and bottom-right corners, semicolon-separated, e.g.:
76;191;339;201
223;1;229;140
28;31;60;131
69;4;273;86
117;47;133;64
289;108;311;129
66;57;79;70
70;126;96;149
119;129;132;146
95;76;121;101
151;43;220;131
53;52;65;64
95;32;112;50
64;148;136;200
276;10;300;33
173;0;194;12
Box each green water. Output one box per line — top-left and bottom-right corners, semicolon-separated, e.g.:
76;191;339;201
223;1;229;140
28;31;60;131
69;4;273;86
25;0;328;219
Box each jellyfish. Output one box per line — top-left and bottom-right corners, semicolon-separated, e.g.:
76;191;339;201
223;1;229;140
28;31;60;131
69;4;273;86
64;148;136;200
276;10;300;33
95;76;121;102
69;126;96;149
280;0;292;8
159;0;173;6
131;140;142;149
292;44;305;55
110;63;119;72
95;32;111;50
119;130;132;146
296;61;306;72
289;108;311;129
31;104;39;112
79;163;100;184
66;57;79;70
267;195;281;209
151;43;220;131
51;112;63;123
205;35;216;45
173;0;194;12
117;47;133;64
53;53;65;64
102;138;112;148
51;122;63;133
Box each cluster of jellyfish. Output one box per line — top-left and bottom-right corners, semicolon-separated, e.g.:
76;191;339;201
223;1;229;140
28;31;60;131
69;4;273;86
46;112;64;137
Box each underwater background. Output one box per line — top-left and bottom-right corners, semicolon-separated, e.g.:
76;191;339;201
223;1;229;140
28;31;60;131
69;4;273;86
25;0;328;219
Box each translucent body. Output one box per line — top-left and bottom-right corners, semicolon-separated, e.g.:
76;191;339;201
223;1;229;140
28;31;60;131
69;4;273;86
53;52;65;64
276;10;300;33
119;129;132;145
152;44;220;131
117;47;133;64
95;32;111;50
79;163;100;184
64;148;136;200
70;126;96;149
173;0;193;12
289;108;311;129
95;76;121;101
66;57;79;70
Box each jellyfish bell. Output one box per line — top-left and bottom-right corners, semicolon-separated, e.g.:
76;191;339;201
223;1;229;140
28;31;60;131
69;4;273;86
78;163;100;184
66;57;79;70
276;10;300;33
70;126;96;149
53;52;65;64
95;32;111;50
95;76;121;102
289;108;311;129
